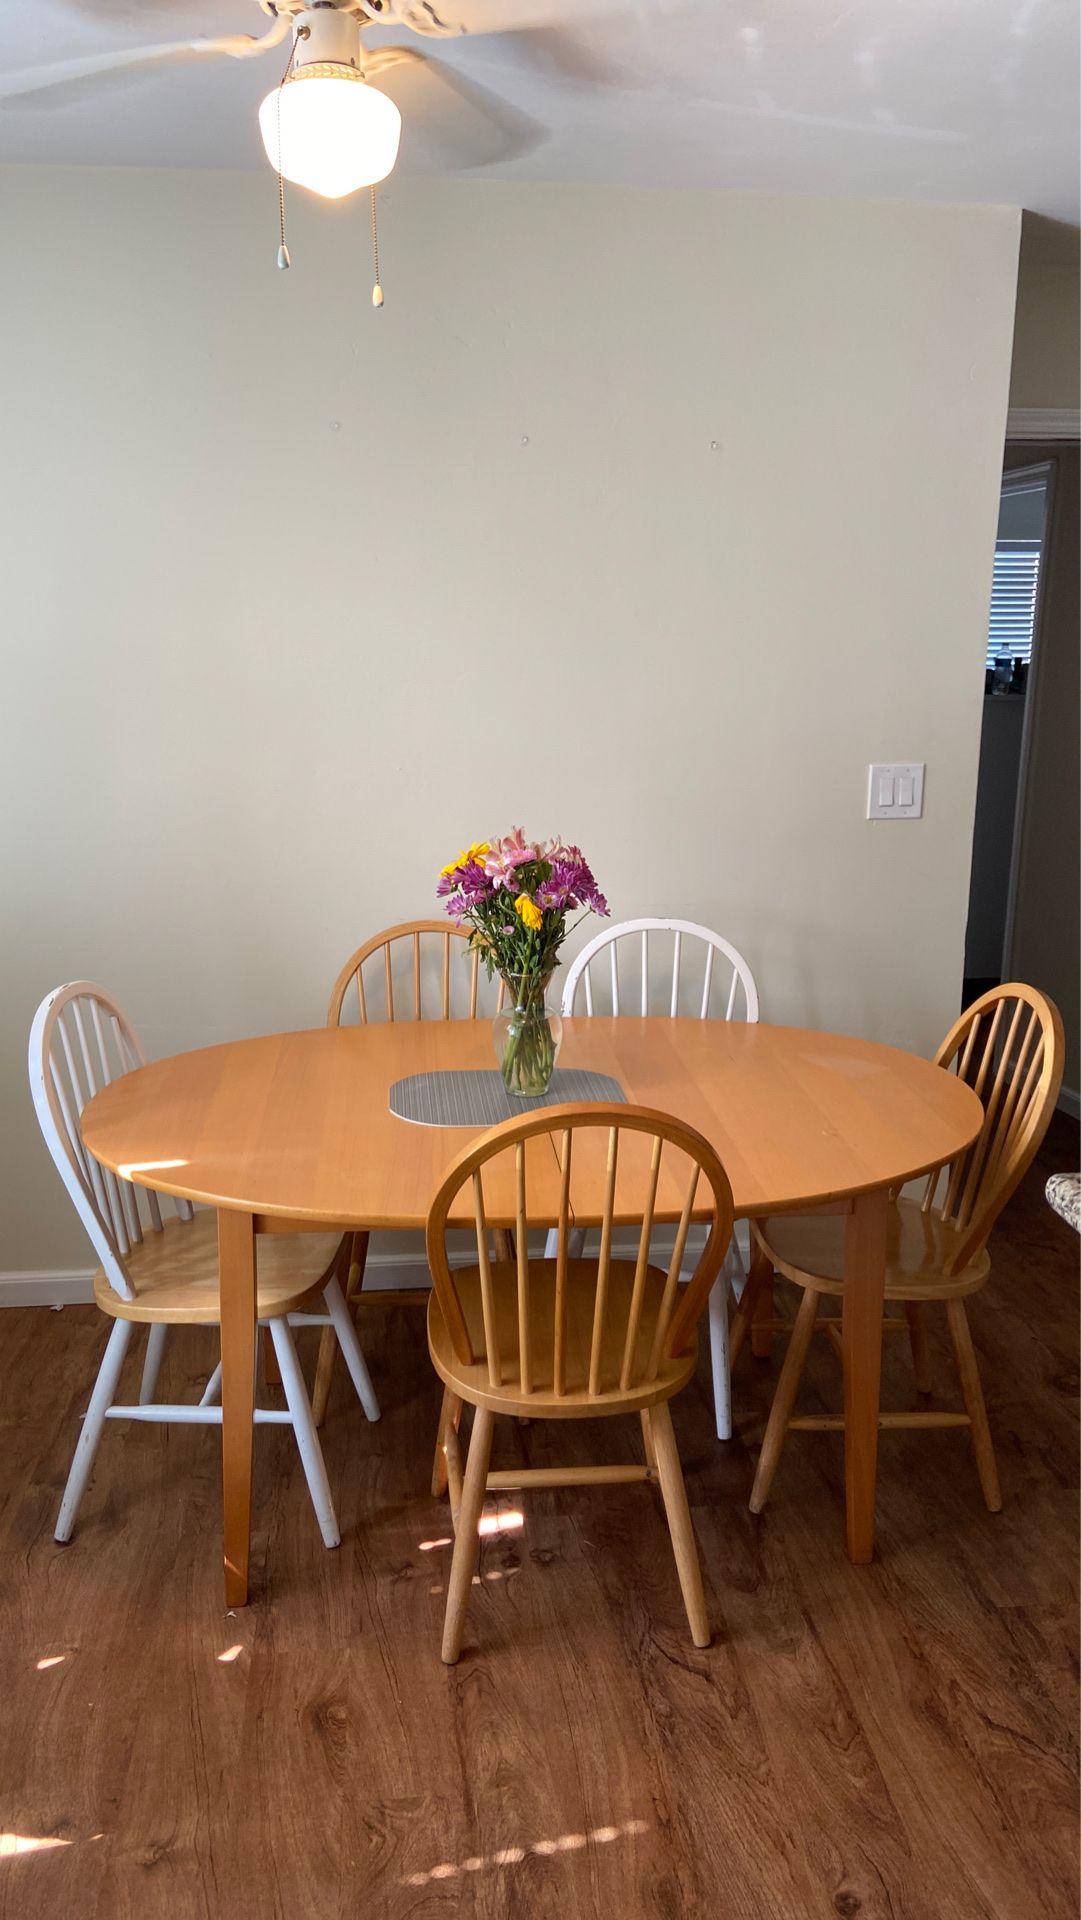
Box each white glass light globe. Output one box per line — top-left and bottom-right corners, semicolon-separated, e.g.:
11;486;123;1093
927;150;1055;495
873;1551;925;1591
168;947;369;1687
259;68;402;200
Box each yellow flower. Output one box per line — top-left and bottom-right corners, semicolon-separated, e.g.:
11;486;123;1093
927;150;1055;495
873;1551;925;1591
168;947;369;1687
440;841;489;877
515;893;543;931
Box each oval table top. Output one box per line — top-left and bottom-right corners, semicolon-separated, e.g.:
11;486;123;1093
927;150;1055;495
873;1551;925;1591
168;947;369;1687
81;1017;983;1228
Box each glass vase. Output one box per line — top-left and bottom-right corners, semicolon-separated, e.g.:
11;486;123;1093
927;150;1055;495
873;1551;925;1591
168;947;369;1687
493;973;563;1097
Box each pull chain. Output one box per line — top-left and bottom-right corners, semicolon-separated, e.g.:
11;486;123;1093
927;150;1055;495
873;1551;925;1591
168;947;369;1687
274;28;306;270
370;185;384;307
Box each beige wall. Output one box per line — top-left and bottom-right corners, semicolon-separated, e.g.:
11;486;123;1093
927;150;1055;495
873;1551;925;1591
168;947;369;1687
1009;217;1081;409
1;168;1019;1270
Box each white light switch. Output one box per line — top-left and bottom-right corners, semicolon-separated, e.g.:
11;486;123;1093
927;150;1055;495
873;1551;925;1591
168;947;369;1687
867;762;924;820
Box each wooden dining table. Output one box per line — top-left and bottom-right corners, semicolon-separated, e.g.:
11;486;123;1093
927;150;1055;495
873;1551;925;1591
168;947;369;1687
80;1016;983;1606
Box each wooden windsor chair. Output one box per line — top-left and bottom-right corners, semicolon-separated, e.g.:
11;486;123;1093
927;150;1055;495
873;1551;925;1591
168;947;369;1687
747;983;1065;1515
29;982;379;1552
311;921;506;1424
426;1102;735;1663
559;917;759;1440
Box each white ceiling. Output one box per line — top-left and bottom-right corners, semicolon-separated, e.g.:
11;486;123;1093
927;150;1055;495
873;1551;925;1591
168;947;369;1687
0;0;1078;224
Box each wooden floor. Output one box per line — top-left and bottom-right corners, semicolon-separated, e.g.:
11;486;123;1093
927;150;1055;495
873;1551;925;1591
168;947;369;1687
2;1115;1077;1920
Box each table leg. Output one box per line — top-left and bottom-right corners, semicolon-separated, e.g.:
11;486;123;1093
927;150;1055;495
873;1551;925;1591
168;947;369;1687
219;1208;257;1608
841;1186;889;1565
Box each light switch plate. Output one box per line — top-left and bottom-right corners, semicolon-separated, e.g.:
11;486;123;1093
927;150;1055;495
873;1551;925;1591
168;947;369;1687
867;762;924;820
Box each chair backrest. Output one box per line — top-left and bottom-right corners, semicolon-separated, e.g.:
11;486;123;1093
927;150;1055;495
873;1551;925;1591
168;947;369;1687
927;982;1065;1271
426;1103;734;1401
327;919;506;1027
28;982;193;1301
561;918;759;1023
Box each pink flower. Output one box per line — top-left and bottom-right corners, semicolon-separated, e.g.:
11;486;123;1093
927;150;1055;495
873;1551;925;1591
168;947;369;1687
482;826;541;887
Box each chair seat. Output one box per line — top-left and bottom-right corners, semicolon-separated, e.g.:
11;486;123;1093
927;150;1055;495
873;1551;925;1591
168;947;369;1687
755;1198;990;1303
94;1210;342;1324
427;1258;698;1417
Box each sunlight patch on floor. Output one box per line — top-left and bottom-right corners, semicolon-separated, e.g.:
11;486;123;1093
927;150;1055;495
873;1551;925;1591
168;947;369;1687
478;1509;524;1537
35;1656;66;1671
401;1817;649;1886
217;1645;243;1664
0;1834;73;1858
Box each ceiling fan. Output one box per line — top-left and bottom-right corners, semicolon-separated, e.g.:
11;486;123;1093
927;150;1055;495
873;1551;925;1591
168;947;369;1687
0;0;627;297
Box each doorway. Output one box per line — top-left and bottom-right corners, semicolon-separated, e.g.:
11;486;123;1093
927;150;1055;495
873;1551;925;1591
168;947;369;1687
963;461;1053;1004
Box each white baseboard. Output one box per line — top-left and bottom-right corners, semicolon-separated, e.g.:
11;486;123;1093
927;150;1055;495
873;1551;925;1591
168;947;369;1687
1058;1086;1080;1121
0;1269;97;1308
0;1223;751;1310
0;1261;435;1310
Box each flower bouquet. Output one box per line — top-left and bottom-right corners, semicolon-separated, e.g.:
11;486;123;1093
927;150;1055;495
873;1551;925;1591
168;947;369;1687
437;829;609;1096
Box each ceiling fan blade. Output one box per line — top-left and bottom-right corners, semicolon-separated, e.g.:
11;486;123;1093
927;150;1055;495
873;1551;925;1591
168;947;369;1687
448;0;644;31
366;49;546;169
0;18;289;103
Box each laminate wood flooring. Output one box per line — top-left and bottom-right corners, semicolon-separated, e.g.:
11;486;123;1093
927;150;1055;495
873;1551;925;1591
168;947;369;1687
1;1116;1076;1919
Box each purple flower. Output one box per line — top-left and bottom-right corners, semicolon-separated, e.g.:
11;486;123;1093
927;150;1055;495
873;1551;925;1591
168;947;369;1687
535;880;569;911
439;857;494;923
552;852;609;917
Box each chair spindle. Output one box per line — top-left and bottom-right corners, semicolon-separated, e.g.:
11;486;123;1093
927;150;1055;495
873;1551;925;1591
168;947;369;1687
588;1127;620;1394
515;1142;532;1393
621;1134;663;1390
553;1129;573;1395
472;1172;501;1388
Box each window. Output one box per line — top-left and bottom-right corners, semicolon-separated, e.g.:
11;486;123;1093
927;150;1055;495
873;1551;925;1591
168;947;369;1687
985;465;1051;676
986;541;1041;671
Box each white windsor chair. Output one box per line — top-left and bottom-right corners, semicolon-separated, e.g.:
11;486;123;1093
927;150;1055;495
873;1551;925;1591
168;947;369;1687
29;982;380;1552
558;918;760;1439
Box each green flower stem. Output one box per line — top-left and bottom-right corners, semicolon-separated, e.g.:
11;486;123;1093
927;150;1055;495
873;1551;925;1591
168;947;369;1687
498;973;559;1096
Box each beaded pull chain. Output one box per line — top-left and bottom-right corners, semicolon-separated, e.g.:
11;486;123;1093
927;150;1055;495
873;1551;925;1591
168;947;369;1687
274;27;307;270
370;185;384;307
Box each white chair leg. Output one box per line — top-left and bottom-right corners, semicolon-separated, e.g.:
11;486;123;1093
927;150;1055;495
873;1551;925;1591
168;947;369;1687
708;1276;734;1441
317;1275;380;1423
708;1233;745;1441
199;1360;223;1407
544;1225;587;1260
55;1318;135;1543
138;1323;168;1405
268;1316;341;1550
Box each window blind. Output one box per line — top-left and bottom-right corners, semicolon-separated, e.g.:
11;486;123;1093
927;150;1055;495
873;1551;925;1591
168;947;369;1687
986;540;1041;671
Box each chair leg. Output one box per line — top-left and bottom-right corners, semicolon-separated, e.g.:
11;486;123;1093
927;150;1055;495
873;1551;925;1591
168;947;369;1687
441;1405;495;1665
945;1298;1002;1513
729;1237;772;1371
643;1401;710;1648
707;1274;734;1441
312;1236;373;1428
749;1285;820;1514
55;1319;135;1543
268;1316;341;1549
262;1325;282;1387
543;1224;586;1260
199;1360;223;1407
138;1323;168;1406
905;1300;932;1394
310;1327;337;1431
320;1275;380;1422
445;1413;464;1532
432;1385;462;1496
345;1231;371;1310
744;1231;775;1360
640;1408;658;1474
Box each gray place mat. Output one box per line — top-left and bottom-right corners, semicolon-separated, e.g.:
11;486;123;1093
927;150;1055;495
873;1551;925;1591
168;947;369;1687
389;1068;626;1128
